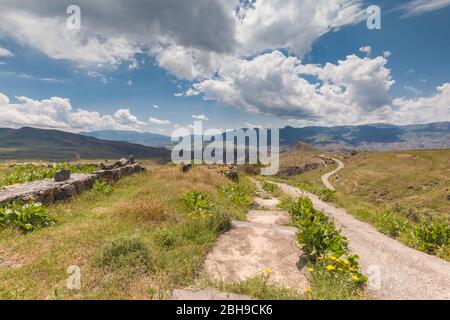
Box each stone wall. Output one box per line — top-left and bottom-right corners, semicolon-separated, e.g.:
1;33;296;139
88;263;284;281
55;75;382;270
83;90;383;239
0;163;145;207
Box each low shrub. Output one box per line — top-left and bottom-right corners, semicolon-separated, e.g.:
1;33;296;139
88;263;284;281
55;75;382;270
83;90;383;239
287;196;367;298
181;191;213;214
92;180;113;195
413;220;450;254
154;228;180;249
260;179;278;193
309;255;366;300
288;196;348;261
95;236;151;274
219;183;253;208
376;209;408;238
0;202;54;232
318;189;337;203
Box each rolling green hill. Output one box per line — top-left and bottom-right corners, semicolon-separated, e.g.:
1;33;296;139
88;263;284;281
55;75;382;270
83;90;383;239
0;127;171;161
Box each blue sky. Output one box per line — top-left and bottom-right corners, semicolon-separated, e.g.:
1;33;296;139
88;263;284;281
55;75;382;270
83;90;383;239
0;0;449;134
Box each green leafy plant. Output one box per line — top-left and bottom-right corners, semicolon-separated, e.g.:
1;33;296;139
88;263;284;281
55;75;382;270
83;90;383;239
413;220;450;254
288;196;348;260
92;180;113;195
287;196;367;296
0;202;54;232
375;209;408;238
261;180;278;193
318;189;337;202
219;183;253;208
181;191;213;214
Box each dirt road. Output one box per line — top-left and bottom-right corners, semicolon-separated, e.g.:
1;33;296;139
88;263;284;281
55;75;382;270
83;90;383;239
276;182;450;300
320;156;344;191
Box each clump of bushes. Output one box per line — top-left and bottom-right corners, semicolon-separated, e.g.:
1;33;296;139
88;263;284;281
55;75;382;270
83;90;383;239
181;191;213;214
95;236;152;274
317;189;337;203
289;196;349;260
260;179;279;194
375;209;408;238
219;183;253;208
287;196;367;298
354;206;450;260
0;202;54;232
413;220;450;255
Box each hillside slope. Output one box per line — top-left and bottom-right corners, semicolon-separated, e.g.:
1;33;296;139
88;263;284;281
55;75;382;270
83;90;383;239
333;149;450;220
0;127;171;161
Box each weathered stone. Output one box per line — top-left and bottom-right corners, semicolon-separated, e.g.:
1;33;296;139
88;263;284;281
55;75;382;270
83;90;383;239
0;173;96;207
61;184;77;198
182;164;193;173
278;162;321;177
0;162;145;207
54;169;71;182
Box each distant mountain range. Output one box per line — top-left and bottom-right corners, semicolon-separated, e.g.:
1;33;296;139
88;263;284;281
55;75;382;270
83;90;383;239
0;127;171;161
279;122;450;151
82;122;450;151
0;122;448;162
81;130;172;148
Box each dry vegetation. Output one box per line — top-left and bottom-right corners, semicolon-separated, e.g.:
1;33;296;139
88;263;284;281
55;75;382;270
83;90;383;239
333;150;450;221
0;162;255;299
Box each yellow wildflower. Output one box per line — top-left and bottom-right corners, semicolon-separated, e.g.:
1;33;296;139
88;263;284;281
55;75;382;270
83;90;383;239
342;259;350;265
338;268;344;272
352;275;360;281
264;268;273;274
326;265;336;271
307;267;315;273
305;287;312;293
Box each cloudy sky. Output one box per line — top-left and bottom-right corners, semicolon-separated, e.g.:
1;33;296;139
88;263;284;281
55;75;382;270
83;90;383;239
0;0;449;134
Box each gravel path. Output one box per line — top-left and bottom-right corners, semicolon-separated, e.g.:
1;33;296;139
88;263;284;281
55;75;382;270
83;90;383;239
276;182;450;300
319;156;344;191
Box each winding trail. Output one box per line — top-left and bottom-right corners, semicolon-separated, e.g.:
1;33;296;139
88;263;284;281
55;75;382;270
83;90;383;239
320;156;344;191
276;182;450;300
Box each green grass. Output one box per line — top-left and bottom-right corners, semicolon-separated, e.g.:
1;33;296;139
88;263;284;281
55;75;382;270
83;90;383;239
204;273;305;300
333;150;450;221
0;163;97;188
276;149;450;261
0;164;255;300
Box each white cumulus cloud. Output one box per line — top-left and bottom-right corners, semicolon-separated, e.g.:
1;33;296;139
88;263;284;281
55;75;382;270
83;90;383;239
149;117;171;125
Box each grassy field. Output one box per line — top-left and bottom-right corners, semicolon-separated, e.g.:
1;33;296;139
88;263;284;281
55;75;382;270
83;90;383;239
333;150;450;221
0;162;256;299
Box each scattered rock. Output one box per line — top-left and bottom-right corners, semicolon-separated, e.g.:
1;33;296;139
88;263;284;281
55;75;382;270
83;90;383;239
223;168;239;182
54;169;71;182
182;164;193;173
278;162;320;177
